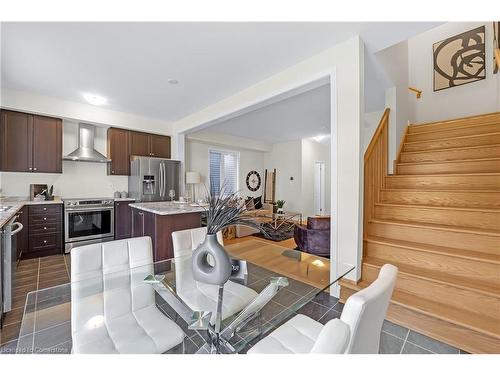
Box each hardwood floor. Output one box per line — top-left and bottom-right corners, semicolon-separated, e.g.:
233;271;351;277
341;111;500;354
225;237;330;289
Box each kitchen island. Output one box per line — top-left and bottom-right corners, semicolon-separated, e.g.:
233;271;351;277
129;202;206;261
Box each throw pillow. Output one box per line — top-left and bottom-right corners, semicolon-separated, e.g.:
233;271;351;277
253;195;263;209
245;197;255;210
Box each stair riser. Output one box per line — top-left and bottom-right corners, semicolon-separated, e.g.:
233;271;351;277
367;221;499;254
404;133;500;152
386;175;500;190
362;264;500;320
400;145;500;163
380;190;500;208
397;159;500;175
406;123;500;142
339;282;500;353
374;204;500;231
409;115;500;134
364;240;500;286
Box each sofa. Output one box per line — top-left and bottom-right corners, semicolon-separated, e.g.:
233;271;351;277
293;216;331;258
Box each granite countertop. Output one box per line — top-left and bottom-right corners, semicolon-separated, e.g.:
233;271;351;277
129;201;206;216
113;197;136;202
0;196;64;227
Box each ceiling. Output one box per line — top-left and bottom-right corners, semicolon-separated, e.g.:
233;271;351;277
195;84;331;144
1;22;440;121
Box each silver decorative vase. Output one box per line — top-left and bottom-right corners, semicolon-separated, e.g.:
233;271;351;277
191;234;232;286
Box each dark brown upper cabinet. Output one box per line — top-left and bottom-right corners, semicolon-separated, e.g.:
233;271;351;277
130;131;151;157
32;115;62;173
107;127;130;176
107;128;171;175
150;134;171;158
0;109;62;173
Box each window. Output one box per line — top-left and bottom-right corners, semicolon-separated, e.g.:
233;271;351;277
209;149;239;196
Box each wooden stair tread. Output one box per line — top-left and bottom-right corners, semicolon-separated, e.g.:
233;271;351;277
388;172;500;177
369;218;500;236
363;256;500;297
405;131;500;145
382;188;500;193
409;112;500;130
397;157;500;165
401;143;500;154
351;280;500;338
374;202;500;213
408;121;500;136
365;235;500;264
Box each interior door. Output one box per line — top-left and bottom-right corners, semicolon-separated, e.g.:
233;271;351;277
314;161;326;216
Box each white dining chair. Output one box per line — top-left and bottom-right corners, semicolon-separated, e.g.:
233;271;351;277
171;227;258;323
70;236;186;354
248;264;398;354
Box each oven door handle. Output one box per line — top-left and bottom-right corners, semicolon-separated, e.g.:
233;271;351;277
65;207;114;213
11;222;24;236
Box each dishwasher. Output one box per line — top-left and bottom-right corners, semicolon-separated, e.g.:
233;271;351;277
1;214;24;327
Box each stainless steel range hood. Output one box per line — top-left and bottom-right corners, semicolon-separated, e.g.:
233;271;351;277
63;123;111;163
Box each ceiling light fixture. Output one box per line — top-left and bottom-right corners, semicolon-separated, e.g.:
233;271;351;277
167;79;179;85
312;134;328;142
83;93;107;106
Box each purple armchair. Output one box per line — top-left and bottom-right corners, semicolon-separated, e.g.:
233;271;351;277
294;216;331;258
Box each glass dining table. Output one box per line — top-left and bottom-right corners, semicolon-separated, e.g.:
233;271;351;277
16;244;354;354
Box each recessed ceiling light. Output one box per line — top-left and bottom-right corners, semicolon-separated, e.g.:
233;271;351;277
167;79;179;85
312;134;328;142
83;93;107;106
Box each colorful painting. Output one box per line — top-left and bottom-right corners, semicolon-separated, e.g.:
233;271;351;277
433;26;486;91
494;22;499;74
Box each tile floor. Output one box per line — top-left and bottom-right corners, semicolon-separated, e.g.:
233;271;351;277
0;254;70;350
0;254;467;354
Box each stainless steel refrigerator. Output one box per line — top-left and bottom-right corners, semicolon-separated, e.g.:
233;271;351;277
128;156;181;202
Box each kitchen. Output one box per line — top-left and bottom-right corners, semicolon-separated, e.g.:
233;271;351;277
0;108;204;345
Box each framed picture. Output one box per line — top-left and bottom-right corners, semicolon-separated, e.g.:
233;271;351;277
433;26;486;91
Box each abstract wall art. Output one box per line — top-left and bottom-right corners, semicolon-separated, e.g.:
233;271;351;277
433;26;486;91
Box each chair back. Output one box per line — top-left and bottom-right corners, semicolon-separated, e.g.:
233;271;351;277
340;264;398;353
70;237;155;336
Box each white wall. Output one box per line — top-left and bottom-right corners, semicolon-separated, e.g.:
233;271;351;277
363;110;384;152
263;140;302;213
408;22;500;123
175;37;365;285
185;140;266;200
0;121;128;198
301;139;331;218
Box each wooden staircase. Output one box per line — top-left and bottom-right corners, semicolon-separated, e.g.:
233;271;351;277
340;111;500;354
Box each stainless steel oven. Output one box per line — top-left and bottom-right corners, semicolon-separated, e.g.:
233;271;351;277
64;198;114;253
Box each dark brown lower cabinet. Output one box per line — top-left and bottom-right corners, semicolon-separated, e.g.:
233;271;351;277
131;208;202;261
24;204;63;259
114;200;135;239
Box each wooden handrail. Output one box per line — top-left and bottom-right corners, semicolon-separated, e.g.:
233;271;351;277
495;48;500;71
364;108;390;162
408;87;422;99
363;108;390;237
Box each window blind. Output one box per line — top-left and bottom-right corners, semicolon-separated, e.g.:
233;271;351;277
209;149;239;196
